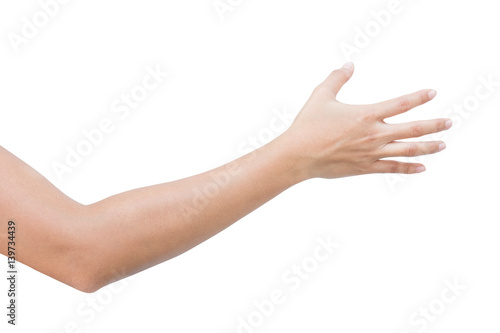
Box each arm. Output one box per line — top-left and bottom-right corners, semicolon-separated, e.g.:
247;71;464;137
0;63;451;293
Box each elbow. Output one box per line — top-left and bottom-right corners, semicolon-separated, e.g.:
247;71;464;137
65;243;112;294
70;281;99;294
46;204;127;294
64;239;122;294
64;255;105;294
68;271;103;294
68;258;128;294
57;220;106;293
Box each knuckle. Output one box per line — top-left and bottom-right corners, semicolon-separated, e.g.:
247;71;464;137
411;124;424;137
361;109;379;122
403;163;412;174
386;161;416;174
313;83;333;97
419;91;427;104
431;141;441;153
398;97;411;112
333;68;348;80
313;84;326;95
312;87;328;99
358;111;372;122
438;119;447;131
356;162;371;174
389;161;399;173
365;132;379;142
406;143;419;157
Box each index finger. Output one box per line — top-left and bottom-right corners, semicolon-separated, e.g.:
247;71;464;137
372;89;437;120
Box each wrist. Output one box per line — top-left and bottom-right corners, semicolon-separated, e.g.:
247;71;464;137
264;133;312;185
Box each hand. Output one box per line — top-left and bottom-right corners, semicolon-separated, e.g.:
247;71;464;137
278;62;452;180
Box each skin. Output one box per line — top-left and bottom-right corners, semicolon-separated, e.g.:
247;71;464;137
0;63;452;293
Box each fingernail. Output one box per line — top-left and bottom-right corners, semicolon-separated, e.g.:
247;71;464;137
415;166;426;173
445;119;452;130
342;62;353;70
428;90;437;100
438;143;446;151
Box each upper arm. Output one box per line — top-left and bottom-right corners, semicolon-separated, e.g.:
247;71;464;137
0;145;94;292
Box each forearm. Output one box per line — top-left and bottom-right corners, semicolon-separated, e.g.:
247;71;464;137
73;137;305;291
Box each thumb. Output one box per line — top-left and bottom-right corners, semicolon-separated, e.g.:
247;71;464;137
320;62;354;98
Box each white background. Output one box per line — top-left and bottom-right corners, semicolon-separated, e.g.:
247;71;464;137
1;0;499;332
